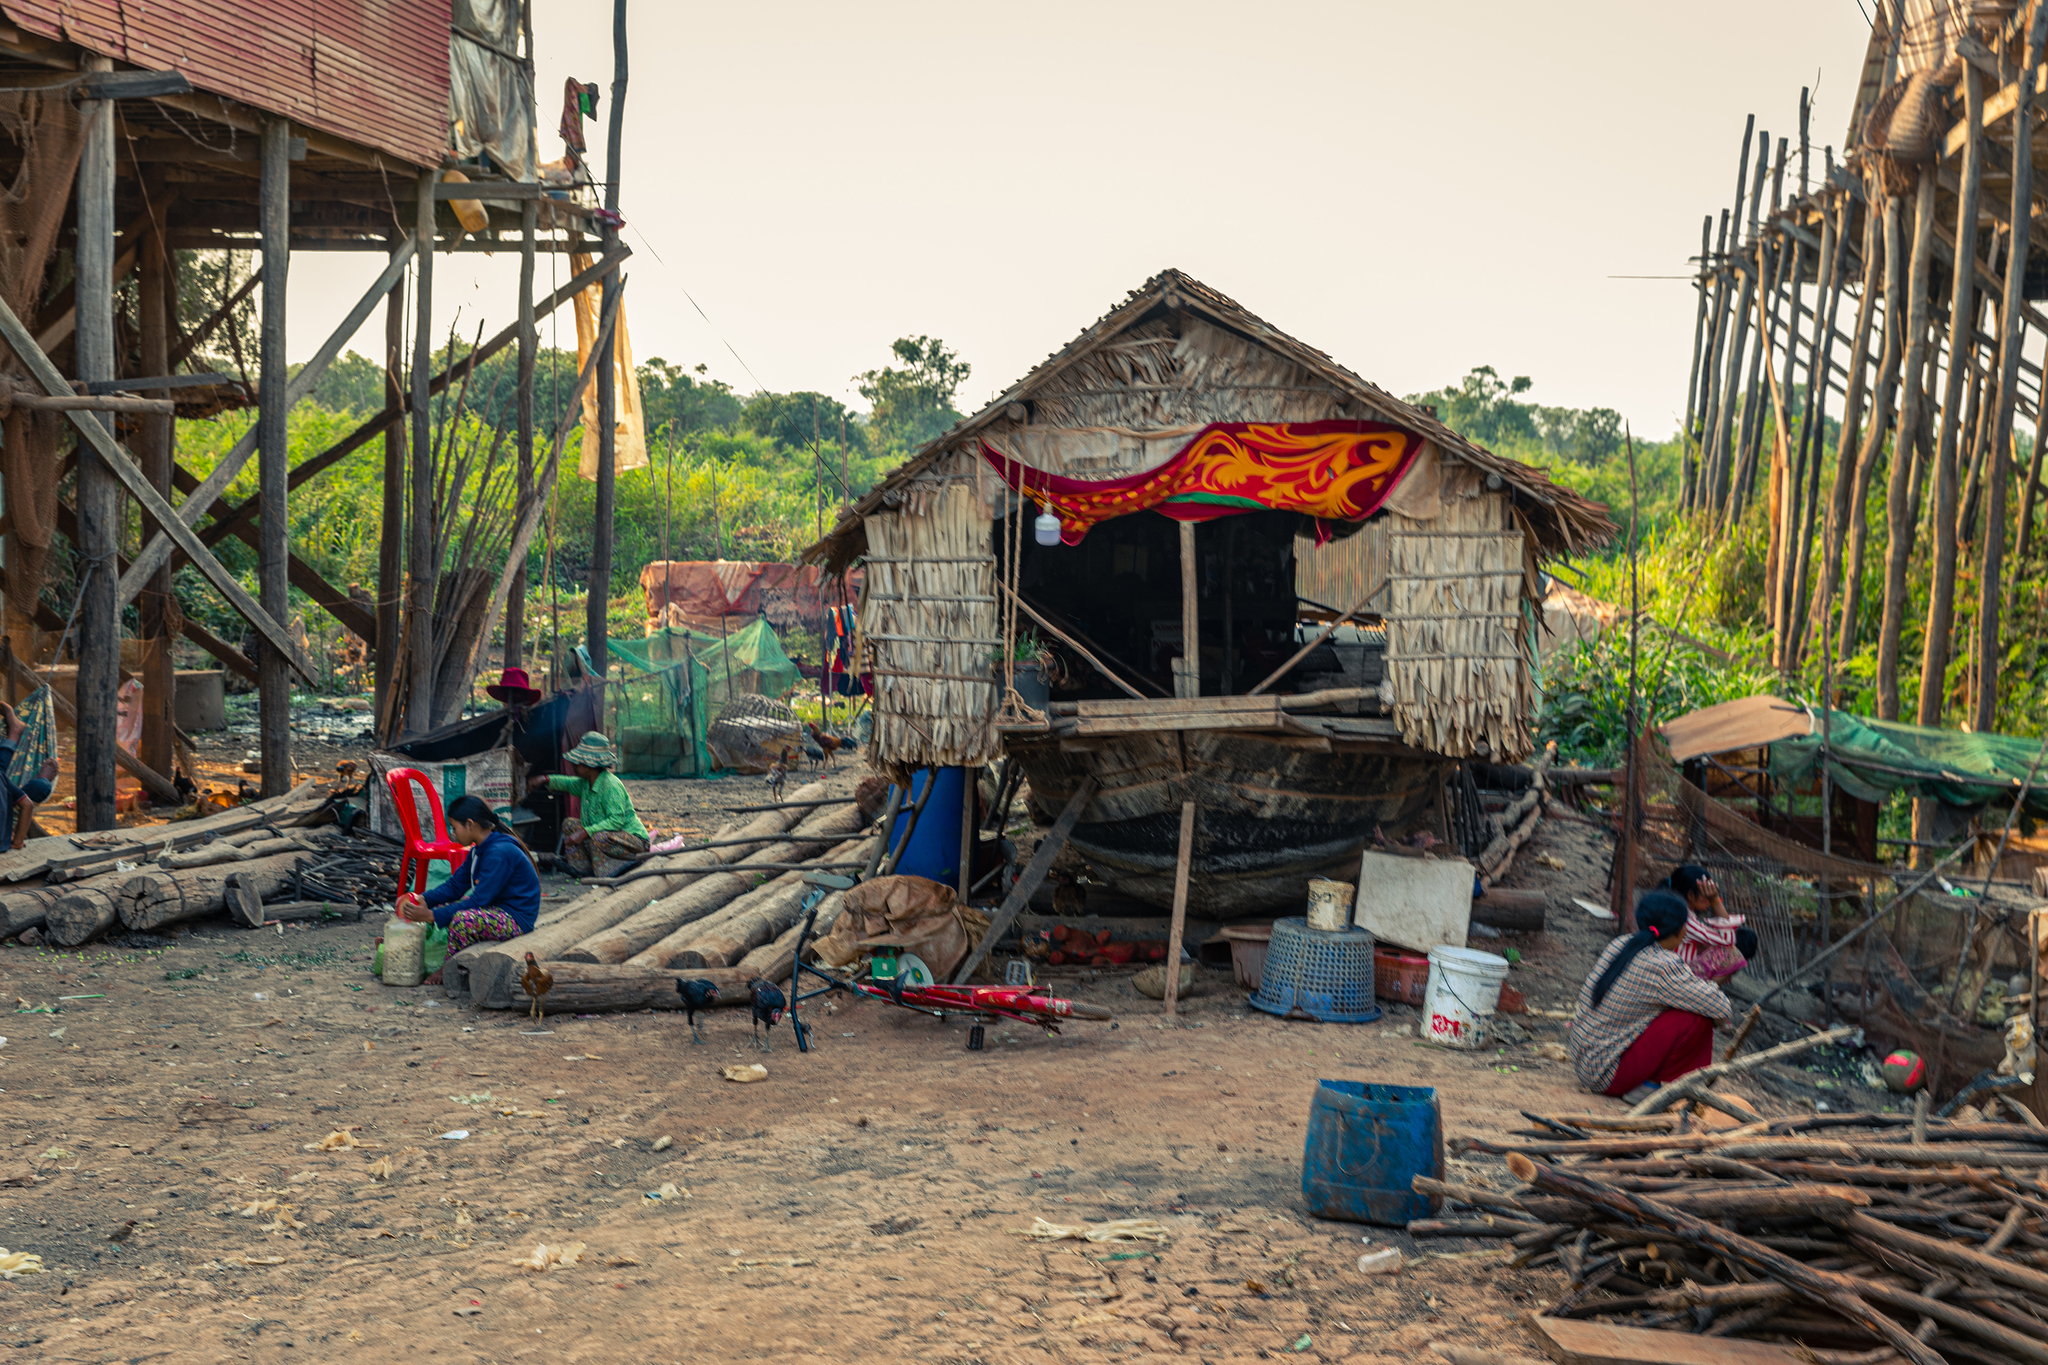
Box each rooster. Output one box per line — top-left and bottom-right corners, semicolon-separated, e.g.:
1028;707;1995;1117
749;977;786;1053
520;952;554;1023
677;978;720;1044
803;720;854;768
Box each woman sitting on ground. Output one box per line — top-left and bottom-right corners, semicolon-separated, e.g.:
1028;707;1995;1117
526;732;648;878
1568;890;1732;1101
394;795;542;983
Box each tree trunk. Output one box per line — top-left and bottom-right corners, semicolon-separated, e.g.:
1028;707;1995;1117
1839;193;1906;660
117;849;315;931
1470;889;1547;932
0;885;63;937
450;785;829;1007
1877;173;1939;720
46;886;121;946
560;802;866;964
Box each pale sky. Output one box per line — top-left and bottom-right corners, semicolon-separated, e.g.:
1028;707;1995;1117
283;1;1877;440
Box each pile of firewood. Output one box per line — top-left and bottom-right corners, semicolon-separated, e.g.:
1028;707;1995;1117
1419;1106;2048;1365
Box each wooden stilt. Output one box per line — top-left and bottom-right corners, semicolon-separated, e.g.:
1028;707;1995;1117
1729;139;1791;526
1699;118;1758;515
73;56;118;833
374;232;406;722
1841;192;1906;662
135;170;176;786
1690;209;1734;512
1162;800;1196;1020
1682;215;1712;461
1785;191;1851;671
1976;2;2048;733
1877;173;1940;721
958;765;974;902
1176;519;1199;698
588;0;630;679
1917;70;1984;737
507;197;537;673
257;118;292;798
406;175;436;735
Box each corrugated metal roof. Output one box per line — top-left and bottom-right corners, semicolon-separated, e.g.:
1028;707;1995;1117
1;0;451;168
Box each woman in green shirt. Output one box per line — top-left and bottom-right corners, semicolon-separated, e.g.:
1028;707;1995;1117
527;732;649;878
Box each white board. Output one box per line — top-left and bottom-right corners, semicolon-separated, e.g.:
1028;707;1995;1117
1352;849;1473;953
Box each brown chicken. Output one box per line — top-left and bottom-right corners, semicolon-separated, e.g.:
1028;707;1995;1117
803;721;846;768
520;952;554;1022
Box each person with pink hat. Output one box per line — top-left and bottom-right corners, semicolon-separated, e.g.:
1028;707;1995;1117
487;668;543;709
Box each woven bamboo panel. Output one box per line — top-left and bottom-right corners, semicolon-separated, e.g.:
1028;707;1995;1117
1294;520;1389;614
1385;490;1533;759
859;471;1000;773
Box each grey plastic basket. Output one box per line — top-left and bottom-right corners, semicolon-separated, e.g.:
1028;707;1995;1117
1248;916;1382;1024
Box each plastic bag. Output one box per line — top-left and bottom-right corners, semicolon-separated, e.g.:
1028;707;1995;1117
423;925;450;975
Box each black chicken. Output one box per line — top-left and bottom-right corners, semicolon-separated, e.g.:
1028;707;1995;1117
677;978;720;1044
749;977;786;1053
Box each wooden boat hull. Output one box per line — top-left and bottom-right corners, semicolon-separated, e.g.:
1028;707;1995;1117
1006;729;1449;916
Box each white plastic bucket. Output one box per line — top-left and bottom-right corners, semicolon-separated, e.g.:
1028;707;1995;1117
1423;945;1511;1049
1305;878;1356;932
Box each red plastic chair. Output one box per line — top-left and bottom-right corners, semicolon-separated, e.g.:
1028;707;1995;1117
385;767;468;895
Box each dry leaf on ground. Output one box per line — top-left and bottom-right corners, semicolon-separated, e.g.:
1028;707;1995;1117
1021;1217;1169;1244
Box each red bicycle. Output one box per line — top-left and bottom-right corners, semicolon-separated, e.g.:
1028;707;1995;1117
787;875;1112;1051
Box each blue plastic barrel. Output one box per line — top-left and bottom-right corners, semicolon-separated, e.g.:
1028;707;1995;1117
1300;1080;1443;1225
885;767;968;885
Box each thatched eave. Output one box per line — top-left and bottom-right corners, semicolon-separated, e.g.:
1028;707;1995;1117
803;268;1618;572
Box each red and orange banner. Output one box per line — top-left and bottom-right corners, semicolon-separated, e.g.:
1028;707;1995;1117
981;421;1422;544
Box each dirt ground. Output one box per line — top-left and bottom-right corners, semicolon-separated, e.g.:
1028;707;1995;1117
0;773;1875;1365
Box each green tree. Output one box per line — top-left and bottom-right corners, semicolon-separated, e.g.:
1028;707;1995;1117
856;335;970;453
1408;366;1537;448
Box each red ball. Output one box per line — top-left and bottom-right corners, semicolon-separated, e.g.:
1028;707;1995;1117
1882;1050;1926;1093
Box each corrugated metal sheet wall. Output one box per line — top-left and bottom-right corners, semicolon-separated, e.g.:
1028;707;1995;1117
1;0;451;167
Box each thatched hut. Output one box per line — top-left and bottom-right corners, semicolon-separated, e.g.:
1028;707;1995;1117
807;269;1614;912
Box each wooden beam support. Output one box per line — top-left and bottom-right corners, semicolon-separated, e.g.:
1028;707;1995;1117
0;295;316;682
1946;63;2048;159
952;777;1098;986
375;232;405;727
257;118;291;798
186;245;630;560
1162;800;1196;1018
507;196;536;671
1177;519;1198;698
406;172;435;735
114;235;418;607
73;59;119;832
136;169;176;784
159;464;376;642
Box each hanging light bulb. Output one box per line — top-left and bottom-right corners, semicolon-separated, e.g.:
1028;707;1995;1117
1033;505;1062;546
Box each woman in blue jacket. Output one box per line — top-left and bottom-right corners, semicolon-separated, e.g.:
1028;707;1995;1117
394;795;542;981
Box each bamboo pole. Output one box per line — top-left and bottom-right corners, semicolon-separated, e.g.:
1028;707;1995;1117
1877;172;1940;720
1785;189;1849;671
1841;192;1906;660
1691;209;1735;512
1811;190;1884;660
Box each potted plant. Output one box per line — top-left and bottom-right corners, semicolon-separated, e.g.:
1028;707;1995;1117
1001;632;1054;707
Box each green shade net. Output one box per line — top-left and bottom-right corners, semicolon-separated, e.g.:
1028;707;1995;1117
604;619;803;778
1766;708;2048;817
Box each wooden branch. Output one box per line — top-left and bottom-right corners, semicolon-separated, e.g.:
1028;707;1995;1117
952;775;1098;984
1504;1154;1945;1365
7;393;174;414
1723;1003;1763;1061
1627;1025;1856;1114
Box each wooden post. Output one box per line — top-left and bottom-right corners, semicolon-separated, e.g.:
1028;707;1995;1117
1162;800;1196;1019
1699;118;1757;513
1176;519;1198;698
507;197;537;673
1918;70;1984;737
374;232;406;722
1841;192;1906;661
1977;2;2048;734
1877;172;1939;721
1682;215;1712;454
1708;134;1770;518
1692;209;1734;512
589;0;629;678
135;171;176;785
1786;190;1851;671
1729;140;1790;526
73;55;118;832
256;118;292;797
958;765;974;902
407;174;436;735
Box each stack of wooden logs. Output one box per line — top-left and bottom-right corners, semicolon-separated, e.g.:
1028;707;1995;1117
0;780;339;945
1419;1107;2048;1365
444;780;881;1013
